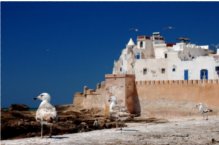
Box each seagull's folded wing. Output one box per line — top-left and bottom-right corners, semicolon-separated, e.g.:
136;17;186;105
36;103;57;122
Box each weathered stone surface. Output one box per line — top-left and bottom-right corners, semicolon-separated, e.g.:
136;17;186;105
9;104;30;111
1;104;126;140
74;74;219;119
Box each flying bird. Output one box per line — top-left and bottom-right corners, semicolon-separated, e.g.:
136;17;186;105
163;26;175;30
129;28;139;32
34;92;57;138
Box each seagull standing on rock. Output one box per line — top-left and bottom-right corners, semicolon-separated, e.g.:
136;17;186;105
34;92;57;138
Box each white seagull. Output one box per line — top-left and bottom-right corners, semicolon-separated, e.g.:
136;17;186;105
129;28;139;32
108;95;117;113
108;95;129;120
195;103;213;120
34;92;57;138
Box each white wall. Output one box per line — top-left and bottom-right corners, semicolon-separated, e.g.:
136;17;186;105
134;59;168;81
154;47;167;59
114;35;219;81
135;54;219;81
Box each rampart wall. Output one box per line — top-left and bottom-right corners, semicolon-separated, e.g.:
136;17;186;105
73;76;219;118
136;79;219;118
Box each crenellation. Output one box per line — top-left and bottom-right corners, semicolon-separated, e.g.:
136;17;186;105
134;79;219;86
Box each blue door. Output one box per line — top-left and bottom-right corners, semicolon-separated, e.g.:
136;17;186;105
184;70;189;80
200;69;208;80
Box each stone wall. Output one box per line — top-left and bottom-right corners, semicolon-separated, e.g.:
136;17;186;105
73;74;141;115
136;79;219;118
73;75;219;118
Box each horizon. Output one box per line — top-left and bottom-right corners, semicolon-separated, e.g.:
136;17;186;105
2;2;219;108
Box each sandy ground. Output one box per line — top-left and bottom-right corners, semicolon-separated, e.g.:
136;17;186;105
1;116;219;145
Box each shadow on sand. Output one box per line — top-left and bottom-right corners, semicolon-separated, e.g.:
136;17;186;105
45;136;69;139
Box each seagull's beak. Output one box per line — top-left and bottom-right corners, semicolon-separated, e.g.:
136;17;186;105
33;95;40;101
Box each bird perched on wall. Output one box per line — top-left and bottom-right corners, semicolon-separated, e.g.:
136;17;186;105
108;95;117;113
108;95;130;131
107;95;135;131
108;95;128;115
34;92;57;138
195;103;213;120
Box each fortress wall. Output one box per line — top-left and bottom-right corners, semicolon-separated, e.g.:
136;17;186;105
124;75;141;115
73;75;128;113
104;74;127;106
82;94;106;110
73;92;85;107
136;80;219;118
74;76;219;118
104;74;140;115
73;74;141;115
73;84;107;109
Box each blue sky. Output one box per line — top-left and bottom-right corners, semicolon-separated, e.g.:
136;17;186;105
1;2;219;108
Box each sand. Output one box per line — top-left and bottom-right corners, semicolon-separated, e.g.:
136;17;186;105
1;116;219;145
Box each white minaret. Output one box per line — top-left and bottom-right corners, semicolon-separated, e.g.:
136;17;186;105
127;38;135;48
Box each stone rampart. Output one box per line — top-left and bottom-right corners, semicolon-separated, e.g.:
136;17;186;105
73;76;219;118
136;79;219;118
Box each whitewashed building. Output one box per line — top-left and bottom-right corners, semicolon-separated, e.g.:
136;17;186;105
113;32;219;81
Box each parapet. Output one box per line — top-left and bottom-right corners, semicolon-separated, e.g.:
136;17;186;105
136;79;219;85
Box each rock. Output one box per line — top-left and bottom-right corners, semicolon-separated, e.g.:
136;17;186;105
78;122;89;132
9;104;30;111
1;105;121;140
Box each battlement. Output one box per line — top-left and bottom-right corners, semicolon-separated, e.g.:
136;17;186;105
74;73;219;118
136;79;219;85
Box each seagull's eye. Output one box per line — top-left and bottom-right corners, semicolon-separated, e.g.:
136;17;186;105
40;94;44;97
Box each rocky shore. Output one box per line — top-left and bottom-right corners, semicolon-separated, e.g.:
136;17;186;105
3;103;218;145
1;104;126;140
1;104;168;140
1;116;219;145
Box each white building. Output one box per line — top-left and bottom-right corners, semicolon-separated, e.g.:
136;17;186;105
113;32;219;81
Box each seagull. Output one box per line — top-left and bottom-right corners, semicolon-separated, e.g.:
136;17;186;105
163;26;175;30
129;28;139;32
195;103;213;120
34;92;57;138
108;95;117;113
108;95;130;132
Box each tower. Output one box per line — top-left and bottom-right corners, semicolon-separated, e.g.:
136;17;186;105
136;35;154;58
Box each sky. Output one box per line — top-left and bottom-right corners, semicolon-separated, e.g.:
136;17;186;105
1;2;219;108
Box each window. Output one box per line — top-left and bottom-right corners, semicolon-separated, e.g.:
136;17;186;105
200;69;208;80
165;53;168;58
135;53;141;59
184;69;189;80
140;41;143;48
172;65;176;72
143;68;147;75
161;68;165;74
120;67;122;72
